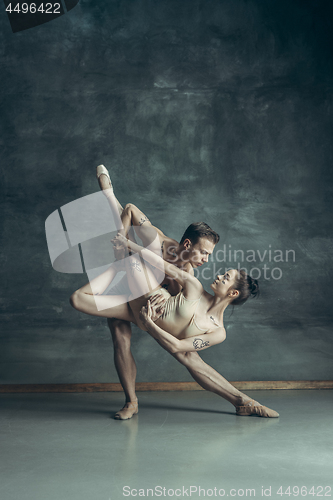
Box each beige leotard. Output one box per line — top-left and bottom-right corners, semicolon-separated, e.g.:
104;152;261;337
131;287;205;338
155;290;205;339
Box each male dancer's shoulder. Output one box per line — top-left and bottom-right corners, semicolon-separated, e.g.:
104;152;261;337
183;262;194;275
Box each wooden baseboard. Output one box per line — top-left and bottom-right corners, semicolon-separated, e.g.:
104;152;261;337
0;380;332;393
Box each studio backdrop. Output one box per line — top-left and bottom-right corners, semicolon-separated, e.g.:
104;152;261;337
1;0;333;386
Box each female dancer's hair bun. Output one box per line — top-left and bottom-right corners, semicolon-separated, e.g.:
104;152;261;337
232;270;260;306
247;276;260;298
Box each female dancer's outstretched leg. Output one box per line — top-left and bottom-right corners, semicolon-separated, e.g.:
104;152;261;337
97;165;124;217
96;165;164;300
97;164;164;248
173;352;253;407
70;261;135;321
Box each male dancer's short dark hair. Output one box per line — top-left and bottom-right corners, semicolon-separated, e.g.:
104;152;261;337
179;222;220;246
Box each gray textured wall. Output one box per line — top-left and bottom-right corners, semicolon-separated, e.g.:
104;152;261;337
1;0;333;384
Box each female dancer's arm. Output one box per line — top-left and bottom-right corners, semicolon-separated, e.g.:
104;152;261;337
117;234;203;300
139;301;226;354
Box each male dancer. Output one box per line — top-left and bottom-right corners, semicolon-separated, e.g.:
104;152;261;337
97;165;279;420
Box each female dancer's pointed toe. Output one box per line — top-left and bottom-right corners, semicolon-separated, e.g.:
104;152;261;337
96;164;110;180
96;164;114;192
236;399;279;418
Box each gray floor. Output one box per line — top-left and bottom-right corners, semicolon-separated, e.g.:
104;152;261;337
1;390;332;500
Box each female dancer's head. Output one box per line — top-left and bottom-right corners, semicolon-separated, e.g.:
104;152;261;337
210;269;259;305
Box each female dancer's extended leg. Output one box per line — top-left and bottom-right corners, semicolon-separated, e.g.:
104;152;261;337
97;166;124;217
97;164;165;248
96;165;164;301
70;261;135;321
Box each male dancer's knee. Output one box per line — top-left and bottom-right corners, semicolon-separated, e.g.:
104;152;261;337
123;203;136;218
107;318;132;351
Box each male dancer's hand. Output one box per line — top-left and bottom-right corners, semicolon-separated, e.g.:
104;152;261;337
140;294;166;325
112;233;128;247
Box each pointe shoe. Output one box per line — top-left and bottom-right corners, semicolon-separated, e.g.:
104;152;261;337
96;164;113;190
114;401;138;420
236;399;279;418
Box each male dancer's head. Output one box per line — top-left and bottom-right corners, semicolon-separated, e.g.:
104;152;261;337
174;222;220;268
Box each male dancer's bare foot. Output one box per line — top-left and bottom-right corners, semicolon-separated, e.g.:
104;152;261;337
114;400;139;420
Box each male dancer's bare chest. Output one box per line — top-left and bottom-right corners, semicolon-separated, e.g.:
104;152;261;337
160;276;182;296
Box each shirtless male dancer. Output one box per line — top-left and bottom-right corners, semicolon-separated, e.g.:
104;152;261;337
97;165;278;420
